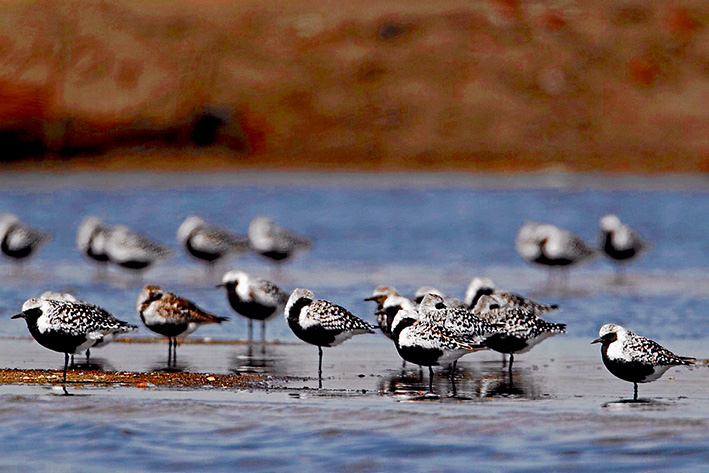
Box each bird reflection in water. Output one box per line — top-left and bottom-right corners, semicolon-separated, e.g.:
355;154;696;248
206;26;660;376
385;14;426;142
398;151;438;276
70;356;111;372
230;344;281;375
380;365;479;399
381;364;541;400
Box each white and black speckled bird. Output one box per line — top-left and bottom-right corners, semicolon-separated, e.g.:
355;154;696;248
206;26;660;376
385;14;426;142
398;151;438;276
12;297;137;394
364;286;415;340
38;291;132;364
217;270;288;342
474;294;566;370
418;293;501;349
177;216;250;270
76;217;114;274
390;308;478;392
137;285;228;367
464;277;559;314
0;213;50;265
599;215;647;279
105;224;173;272
592;324;695;401
77;217;173;273
516;222;596;284
285;288;374;388
248;216;312;265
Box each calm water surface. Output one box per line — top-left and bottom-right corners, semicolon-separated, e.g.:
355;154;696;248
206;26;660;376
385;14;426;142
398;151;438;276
0;171;706;472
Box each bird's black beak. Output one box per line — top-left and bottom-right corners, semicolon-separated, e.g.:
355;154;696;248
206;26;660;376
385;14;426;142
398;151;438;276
363;296;378;302
11;312;25;319
591;337;603;344
215;283;225;288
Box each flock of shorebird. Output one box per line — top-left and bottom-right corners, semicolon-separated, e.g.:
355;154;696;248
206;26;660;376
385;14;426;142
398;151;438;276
2;211;696;399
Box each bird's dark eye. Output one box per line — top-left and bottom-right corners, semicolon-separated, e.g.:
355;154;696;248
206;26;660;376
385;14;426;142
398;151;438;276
490;304;500;310
435;302;446;309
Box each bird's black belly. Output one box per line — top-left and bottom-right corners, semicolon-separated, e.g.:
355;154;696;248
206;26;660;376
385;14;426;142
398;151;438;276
603;235;637;261
603;357;655;383
287;320;338;347
261;250;290;262
534;255;574;267
86;245;110;263
228;297;277;321
117;260;151;270
186;239;221;262
483;334;528;354
28;328;88;355
1;238;31;259
396;345;444;367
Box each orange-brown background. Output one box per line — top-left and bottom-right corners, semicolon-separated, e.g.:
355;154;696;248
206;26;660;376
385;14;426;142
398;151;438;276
1;0;707;172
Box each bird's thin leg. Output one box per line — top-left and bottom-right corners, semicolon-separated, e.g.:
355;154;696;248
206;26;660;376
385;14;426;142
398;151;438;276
428;366;434;393
318;346;323;389
261;321;266;344
173;338;178;366
450;362;458;397
508;354;515;372
167;337;173;367
633;382;638;402
86;348;91;365
248;320;253;344
62;353;70;395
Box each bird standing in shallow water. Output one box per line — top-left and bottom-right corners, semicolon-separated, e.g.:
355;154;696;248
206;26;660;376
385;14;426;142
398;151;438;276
0;213;50;269
473;294;566;372
137;285;228;368
39;291;130;365
177;216;250;274
599;214;647;282
217;270;288;342
248;217;312;266
390;308;479;393
515;222;596;287
592;323;695;401
285;288;374;388
12;297;136;394
77;217;173;275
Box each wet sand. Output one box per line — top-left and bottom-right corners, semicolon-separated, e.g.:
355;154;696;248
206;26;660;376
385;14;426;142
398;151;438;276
1;336;705;406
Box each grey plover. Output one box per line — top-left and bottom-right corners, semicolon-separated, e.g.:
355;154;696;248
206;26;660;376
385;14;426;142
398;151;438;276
390;308;478;392
12;296;136;394
217;270;288;342
418;293;501;348
599;214;647;279
137;285;228;367
515;222;596;284
473;294;566;370
464;277;559;314
364;286;415;339
592;323;695;401
77;217;172;273
0;213;50;265
77;216;111;266
39;291;129;364
248;216;312;264
285;288;374;388
177;216;250;269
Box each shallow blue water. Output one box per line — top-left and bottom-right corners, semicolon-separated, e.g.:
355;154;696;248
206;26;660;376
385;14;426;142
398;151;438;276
0;172;707;472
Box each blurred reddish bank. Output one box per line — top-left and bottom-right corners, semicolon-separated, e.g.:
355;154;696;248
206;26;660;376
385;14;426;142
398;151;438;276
0;0;707;173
